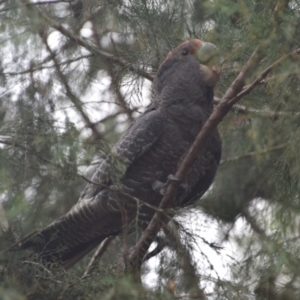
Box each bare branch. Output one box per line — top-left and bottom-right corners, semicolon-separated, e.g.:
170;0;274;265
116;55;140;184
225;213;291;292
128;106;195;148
82;237;114;277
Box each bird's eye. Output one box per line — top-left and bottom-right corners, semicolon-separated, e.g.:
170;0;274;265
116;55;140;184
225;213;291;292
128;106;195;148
181;48;189;56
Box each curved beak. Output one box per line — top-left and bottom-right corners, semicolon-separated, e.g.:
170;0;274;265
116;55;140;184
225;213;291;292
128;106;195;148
195;42;220;66
195;42;221;86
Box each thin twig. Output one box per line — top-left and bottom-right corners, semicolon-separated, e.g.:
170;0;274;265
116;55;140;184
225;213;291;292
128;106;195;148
0;202;9;233
220;144;286;165
76;173;168;214
38;32;103;139
213;98;300;120
2;230;39;253
22;260;54;277
0;138;168;216
162;222;206;299
82;236;114;277
3;55;94;77
0;139;59;167
227;48;300;107
89;14;135;123
35;275;63;284
33;6;155;81
107;67;135;124
241;209;267;238
0;0;73;13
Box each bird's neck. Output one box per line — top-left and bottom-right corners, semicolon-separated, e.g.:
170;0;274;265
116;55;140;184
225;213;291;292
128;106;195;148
163;102;212;139
153;59;215;137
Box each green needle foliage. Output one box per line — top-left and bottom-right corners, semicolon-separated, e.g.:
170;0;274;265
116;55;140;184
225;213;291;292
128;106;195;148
1;0;300;299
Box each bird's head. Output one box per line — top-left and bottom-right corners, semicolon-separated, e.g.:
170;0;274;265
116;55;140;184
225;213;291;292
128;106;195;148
156;39;220;87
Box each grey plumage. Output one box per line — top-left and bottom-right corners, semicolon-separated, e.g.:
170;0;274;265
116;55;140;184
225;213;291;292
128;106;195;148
21;39;222;268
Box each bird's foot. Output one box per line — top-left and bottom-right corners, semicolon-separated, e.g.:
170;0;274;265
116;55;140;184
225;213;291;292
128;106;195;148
152;175;187;195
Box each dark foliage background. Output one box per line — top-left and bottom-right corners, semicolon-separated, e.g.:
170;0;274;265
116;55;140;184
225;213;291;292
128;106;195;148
1;0;300;299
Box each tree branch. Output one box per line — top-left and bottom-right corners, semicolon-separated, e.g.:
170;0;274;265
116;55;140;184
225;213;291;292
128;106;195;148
33;6;155;81
82;237;114;277
107;67;135;124
3;55;94;77
88;15;135;124
226;48;300;107
38;32;103;139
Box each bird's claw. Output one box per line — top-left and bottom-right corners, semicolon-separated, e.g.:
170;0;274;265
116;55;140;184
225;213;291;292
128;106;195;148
152;180;168;195
152;175;187;195
166;174;181;184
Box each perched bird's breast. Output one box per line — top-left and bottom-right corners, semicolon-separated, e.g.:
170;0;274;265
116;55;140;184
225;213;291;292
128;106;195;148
119;121;210;206
121;127;188;193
